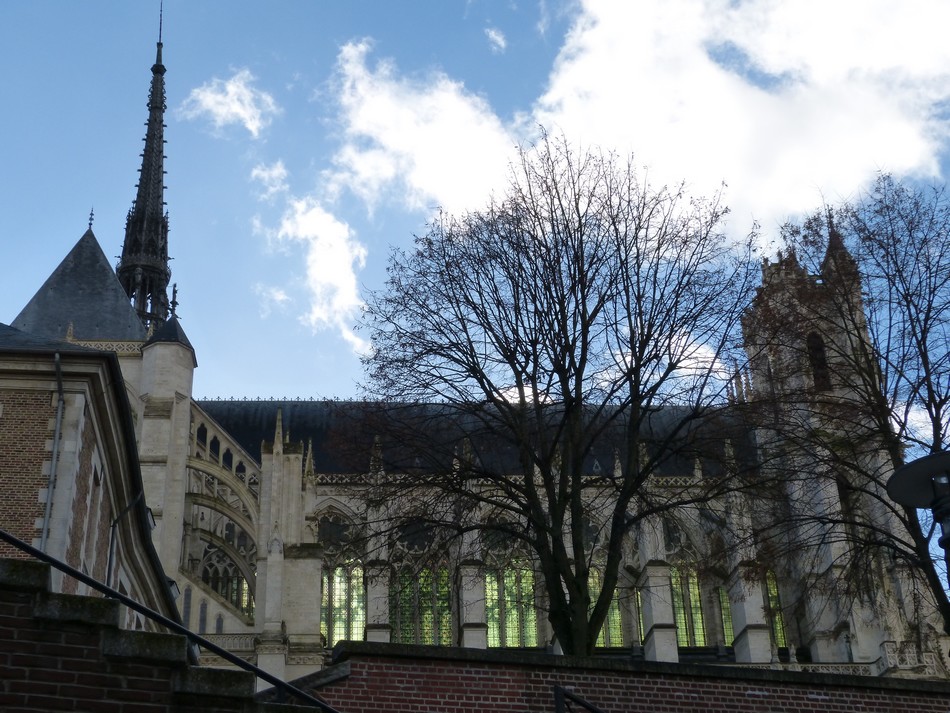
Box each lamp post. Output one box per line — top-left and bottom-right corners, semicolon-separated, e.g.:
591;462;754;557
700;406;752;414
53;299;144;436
886;451;950;588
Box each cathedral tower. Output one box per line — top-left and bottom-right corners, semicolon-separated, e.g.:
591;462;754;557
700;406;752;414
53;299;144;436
117;27;171;332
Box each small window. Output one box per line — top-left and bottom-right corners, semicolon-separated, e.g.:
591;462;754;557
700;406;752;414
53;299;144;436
765;571;787;648
807;332;832;391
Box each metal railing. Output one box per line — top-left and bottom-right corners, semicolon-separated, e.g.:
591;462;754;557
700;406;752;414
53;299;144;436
553;685;609;713
0;526;341;712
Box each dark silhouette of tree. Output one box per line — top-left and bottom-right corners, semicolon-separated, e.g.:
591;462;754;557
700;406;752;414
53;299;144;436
359;133;759;655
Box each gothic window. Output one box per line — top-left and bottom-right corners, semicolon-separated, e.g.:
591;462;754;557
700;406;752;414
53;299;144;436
223;449;233;470
389;522;452;646
390;564;452;646
807;332;832;391
589;568;625;648
765;570;787;648
215;614;224;634
486;561;538;647
209;436;220;459
670;565;706;647
321;561;365;647
196;424;207;447
198;600;208;634
717;586;734;645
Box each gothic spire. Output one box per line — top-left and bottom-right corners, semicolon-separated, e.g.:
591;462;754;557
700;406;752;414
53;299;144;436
117;21;170;332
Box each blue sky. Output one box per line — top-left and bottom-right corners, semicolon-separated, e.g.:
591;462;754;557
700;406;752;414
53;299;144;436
3;1;950;399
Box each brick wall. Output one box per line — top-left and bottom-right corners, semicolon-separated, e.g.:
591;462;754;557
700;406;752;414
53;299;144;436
290;642;950;713
0;558;317;713
0;390;53;558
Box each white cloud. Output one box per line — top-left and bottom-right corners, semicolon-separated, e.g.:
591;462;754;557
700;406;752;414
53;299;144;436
485;27;507;54
327;40;516;216
533;0;950;236
275;197;369;352
251;160;289;200
253;284;291;318
179;69;281;138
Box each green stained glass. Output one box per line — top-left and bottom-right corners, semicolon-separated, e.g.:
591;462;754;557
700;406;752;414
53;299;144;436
718;587;734;645
670;566;689;646
350;565;365;641
766;571;786;648
436;567;452;646
486;572;500;647
687;570;705;646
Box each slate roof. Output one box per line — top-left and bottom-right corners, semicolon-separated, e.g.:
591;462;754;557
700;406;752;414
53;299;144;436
145;315;197;366
196;399;759;478
0;322;96;354
12;229;147;342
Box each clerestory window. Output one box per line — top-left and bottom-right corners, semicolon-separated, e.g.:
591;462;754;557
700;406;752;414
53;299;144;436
390;564;452;645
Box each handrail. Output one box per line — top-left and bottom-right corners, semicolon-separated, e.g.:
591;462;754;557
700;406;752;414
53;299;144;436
0;526;341;712
553;684;609;713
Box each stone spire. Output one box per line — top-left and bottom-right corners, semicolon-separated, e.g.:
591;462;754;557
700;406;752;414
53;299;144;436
117;20;171;332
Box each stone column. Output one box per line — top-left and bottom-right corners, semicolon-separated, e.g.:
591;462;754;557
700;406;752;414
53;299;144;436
459;561;488;648
727;564;772;663
637;562;678;662
365;560;391;643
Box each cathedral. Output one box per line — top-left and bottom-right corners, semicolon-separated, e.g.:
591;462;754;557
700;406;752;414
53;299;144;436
2;32;948;689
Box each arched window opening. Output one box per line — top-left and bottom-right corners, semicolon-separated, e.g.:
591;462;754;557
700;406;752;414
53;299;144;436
235;462;246;482
222;449;233;470
215;614;224;634
670;565;705;647
807;332;832;391
198;600;208;634
765;571;787;649
486;562;537;648
321;562;365;647
209;436;220;460
390;564;452;646
196;424;207;446
181;586;192;628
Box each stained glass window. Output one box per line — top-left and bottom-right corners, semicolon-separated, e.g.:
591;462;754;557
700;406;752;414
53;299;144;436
717;586;734;645
589;568;624;647
765;570;787;648
390;565;452;645
670;565;706;646
486;563;537;647
320;561;365;646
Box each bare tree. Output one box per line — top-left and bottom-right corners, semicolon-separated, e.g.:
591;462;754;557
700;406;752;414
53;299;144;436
756;175;950;642
359;133;759;655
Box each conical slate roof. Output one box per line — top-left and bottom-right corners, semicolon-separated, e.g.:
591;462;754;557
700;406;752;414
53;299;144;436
145;315;197;366
12;229;147;342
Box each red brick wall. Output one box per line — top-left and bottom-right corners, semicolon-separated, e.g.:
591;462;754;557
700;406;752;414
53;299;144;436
0;570;277;713
0;390;53;558
305;644;950;713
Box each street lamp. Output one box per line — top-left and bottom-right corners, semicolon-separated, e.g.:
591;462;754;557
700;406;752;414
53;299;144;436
887;451;950;587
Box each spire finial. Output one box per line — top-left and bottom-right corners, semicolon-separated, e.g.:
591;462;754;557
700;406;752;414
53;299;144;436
159;0;164;44
170;283;179;318
88;207;94;230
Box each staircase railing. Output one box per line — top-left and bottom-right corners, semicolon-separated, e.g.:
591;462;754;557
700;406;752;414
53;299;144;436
553;684;609;713
0;526;340;712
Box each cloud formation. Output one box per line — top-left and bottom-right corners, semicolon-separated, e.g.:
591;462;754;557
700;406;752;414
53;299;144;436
251;160;289;201
327;40;515;216
275;197;368;352
179;69;281;138
485;27;507;54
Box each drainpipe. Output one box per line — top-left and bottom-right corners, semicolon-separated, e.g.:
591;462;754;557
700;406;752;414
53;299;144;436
40;353;65;552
